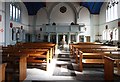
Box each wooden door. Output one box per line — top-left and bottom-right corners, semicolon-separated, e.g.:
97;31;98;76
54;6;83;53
85;36;90;42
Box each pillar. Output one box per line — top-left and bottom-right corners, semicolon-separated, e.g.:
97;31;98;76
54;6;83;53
63;34;65;42
68;32;71;44
76;32;79;43
56;33;58;44
48;33;50;42
5;2;10;46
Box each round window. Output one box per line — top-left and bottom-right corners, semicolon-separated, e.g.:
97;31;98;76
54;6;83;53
60;6;67;13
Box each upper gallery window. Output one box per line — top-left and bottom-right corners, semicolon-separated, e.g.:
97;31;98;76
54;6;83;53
10;3;21;22
106;0;119;22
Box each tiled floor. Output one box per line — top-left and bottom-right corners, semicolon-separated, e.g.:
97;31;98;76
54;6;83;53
24;49;120;82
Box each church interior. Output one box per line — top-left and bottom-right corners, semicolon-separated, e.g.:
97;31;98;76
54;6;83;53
0;0;120;82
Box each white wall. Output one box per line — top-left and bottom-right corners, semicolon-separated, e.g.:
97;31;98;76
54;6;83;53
90;15;99;42
50;3;75;25
34;2;98;42
77;7;90;36
0;2;5;45
36;8;48;25
118;2;120;18
3;2;29;45
99;2;118;44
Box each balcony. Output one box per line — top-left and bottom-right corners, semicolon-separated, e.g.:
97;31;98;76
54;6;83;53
39;24;85;33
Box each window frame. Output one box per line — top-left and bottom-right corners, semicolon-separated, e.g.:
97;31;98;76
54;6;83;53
113;28;118;40
10;3;21;22
106;0;119;22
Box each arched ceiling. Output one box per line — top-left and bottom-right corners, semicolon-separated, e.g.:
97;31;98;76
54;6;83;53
23;2;46;15
23;2;103;15
80;2;103;14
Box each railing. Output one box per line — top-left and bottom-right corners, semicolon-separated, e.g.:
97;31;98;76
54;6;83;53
38;24;85;33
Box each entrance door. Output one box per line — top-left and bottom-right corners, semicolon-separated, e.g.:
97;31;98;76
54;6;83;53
43;35;48;42
50;35;56;43
25;33;32;42
85;36;90;42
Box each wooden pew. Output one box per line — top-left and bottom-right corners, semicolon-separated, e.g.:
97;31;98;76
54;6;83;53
72;44;117;61
3;47;50;71
71;43;117;72
104;54;120;80
2;47;29;82
7;42;55;70
0;63;7;82
69;42;103;54
1;42;56;81
15;42;56;55
13;46;53;63
14;42;56;59
78;51;111;72
70;42;117;54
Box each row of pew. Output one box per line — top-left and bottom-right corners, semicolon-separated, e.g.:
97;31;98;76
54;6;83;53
0;63;7;82
0;42;57;82
70;42;120;80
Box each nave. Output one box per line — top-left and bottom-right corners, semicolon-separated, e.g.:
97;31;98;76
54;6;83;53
24;47;119;82
1;42;120;82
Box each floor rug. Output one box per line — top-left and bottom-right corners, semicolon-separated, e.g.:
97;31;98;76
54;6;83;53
58;54;70;58
53;64;76;76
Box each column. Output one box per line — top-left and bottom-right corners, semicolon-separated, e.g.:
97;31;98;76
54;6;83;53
119;26;120;42
63;34;65;42
5;2;10;46
48;33;50;42
56;33;58;44
32;15;37;42
68;32;71;44
76;32;79;43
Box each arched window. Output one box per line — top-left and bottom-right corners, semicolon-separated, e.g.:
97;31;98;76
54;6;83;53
10;3;21;22
106;0;119;22
103;29;113;41
107;29;112;40
113;28;118;40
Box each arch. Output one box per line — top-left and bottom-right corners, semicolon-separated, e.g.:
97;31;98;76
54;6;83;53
77;6;84;18
36;7;48;25
20;2;28;15
102;29;113;41
113;28;118;40
102;30;107;40
107;29;112;40
77;6;90;24
48;2;77;24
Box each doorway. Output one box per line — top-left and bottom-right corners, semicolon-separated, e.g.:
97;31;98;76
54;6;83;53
79;35;84;42
85;36;90;42
50;34;56;43
71;35;76;43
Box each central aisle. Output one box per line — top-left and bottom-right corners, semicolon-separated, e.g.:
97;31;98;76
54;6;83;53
25;49;77;81
53;50;76;76
24;49;107;82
